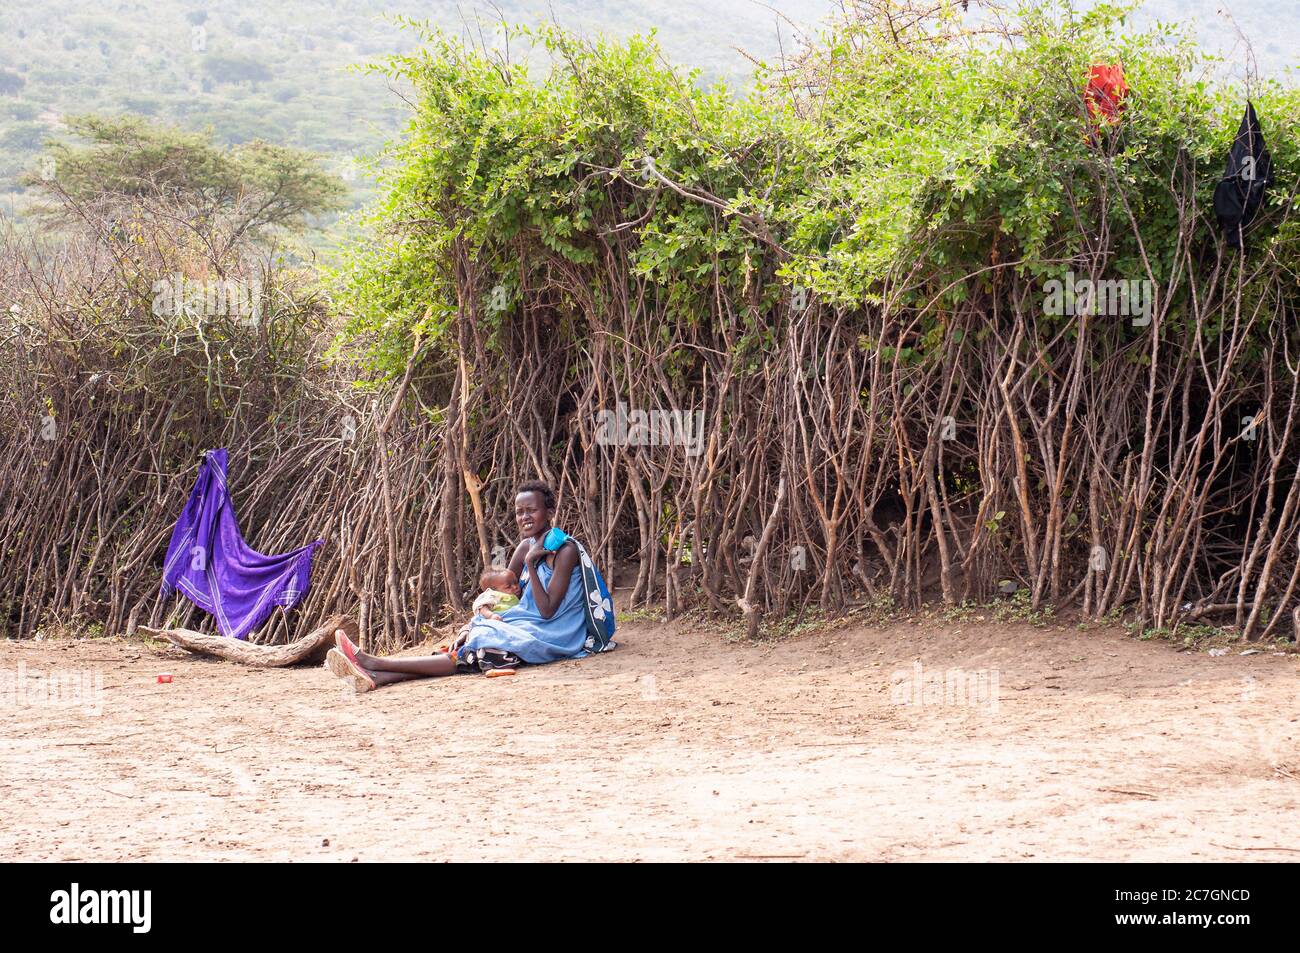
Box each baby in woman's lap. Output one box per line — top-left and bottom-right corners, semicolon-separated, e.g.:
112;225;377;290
472;567;521;621
444;567;521;657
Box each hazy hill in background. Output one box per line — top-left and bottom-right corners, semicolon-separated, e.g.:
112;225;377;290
0;1;1294;217
0;0;831;210
1125;0;1298;84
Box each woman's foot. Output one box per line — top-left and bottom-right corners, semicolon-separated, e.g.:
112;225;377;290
335;628;377;671
325;645;375;693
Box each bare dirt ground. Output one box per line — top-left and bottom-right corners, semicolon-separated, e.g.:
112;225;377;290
3;614;1299;861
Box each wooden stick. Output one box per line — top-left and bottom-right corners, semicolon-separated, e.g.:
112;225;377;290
139;613;355;668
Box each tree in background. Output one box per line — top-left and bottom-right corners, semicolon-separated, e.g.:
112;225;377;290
23;114;347;253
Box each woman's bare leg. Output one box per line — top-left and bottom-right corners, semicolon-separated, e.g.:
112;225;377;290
353;647;457;683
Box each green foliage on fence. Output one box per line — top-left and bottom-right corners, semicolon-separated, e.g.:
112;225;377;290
337;1;1299;377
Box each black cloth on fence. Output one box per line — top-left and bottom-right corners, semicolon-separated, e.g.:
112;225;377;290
1214;101;1273;250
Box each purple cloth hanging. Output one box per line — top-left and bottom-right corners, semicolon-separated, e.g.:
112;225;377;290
160;448;322;640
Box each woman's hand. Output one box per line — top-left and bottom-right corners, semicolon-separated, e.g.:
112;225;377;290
525;541;548;567
527;540;579;620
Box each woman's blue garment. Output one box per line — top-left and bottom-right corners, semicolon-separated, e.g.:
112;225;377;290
464;559;590;663
541;527;616;650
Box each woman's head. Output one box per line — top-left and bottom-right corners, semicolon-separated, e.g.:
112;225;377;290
515;480;555;539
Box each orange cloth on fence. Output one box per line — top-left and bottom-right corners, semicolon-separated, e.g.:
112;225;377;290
1085;63;1129;128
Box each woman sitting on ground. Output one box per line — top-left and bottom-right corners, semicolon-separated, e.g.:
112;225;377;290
326;480;601;692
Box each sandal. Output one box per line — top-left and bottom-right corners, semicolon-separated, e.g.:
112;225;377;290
335;628;363;664
325;647;375;693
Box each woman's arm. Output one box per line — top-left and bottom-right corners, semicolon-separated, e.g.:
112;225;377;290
507;539;530;580
526;540;579;619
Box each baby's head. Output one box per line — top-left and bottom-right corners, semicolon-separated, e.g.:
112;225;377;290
479;567;520;596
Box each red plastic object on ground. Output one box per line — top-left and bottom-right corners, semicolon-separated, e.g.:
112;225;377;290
157;674;173;684
1085;64;1129;128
